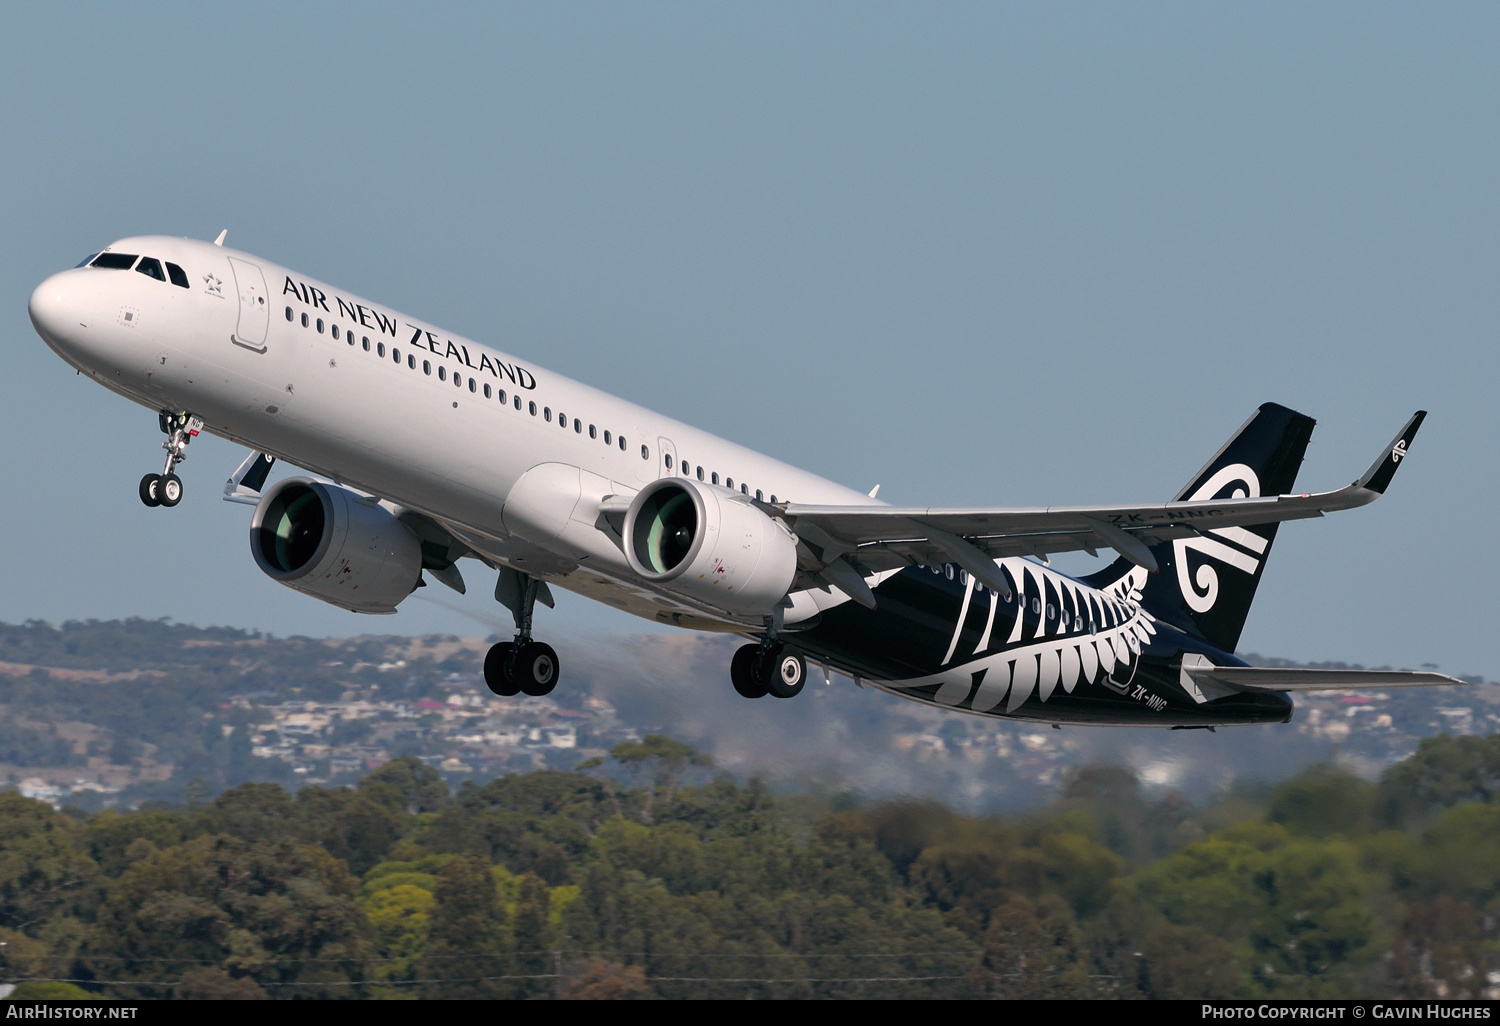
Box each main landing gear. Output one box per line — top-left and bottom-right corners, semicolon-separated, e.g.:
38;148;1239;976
729;610;807;700
138;411;201;509
484;569;560;698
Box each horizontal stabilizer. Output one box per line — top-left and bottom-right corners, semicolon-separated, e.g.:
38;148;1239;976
1186;664;1465;693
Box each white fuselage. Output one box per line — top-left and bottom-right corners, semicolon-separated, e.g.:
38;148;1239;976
30;235;876;629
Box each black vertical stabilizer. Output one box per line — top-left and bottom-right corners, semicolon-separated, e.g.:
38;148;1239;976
1082;403;1316;653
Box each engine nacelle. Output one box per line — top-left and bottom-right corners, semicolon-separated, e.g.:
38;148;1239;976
250;478;423;614
622;478;798;618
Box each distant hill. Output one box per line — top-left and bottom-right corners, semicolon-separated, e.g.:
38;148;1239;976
0;619;1492;811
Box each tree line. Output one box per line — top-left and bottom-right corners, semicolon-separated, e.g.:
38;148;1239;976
1;731;1498;999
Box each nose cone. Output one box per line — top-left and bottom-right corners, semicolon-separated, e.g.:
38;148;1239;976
29;272;74;348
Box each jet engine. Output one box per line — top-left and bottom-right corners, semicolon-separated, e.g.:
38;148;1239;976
622;478;798;618
250;478;423;614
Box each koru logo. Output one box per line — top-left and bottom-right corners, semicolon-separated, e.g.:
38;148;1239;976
1172;464;1267;614
1392;439;1408;463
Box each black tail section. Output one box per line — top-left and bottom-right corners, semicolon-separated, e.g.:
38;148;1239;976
1083;403;1316;653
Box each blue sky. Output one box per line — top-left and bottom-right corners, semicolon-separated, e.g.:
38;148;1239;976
2;4;1496;678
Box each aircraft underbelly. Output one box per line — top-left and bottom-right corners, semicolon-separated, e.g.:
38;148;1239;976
792;565;1292;726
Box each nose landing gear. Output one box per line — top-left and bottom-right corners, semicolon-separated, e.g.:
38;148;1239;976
138;411;201;508
484;569;561;698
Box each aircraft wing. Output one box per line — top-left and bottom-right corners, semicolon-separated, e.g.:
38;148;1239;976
778;411;1424;604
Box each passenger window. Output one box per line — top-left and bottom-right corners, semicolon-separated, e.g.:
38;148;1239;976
439;367;447;381
558;413;567;428
393;348;401;363
91;253;137;269
362;337;370;352
316;318;324;333
423;360;432;375
408;355;415;369
347;332;355;346
332;325;340;340
515;396;522;410
529;401;536;415
544;407;552;422
588;424;596;439
711;473;719;485
455;374;463;388
377;342;386;357
484;383;492;398
770;495;778;504
665;454;674;469
166;262;189;288
135;257;166;281
740;484;748;495
619;436;626;450
574;420;582;434
285;307;293;321
726;478;733;489
640;444;648;460
755;490;763;501
469;378;476;393
603;430;611;445
301;313;309;328
499;390;507;404
696;467;704;481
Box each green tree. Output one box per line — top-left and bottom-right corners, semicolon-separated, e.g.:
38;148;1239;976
417;855;511;999
512;873;553;998
0;793;94;935
81;834;371;998
1387;896;1495;999
1136;822;1377;997
359;755;450;815
1140;922;1242;999
1379;734;1500;828
609;735;713;823
1268;764;1377;839
294;786;408;875
972;894;1090;999
1393;803;1500;911
84;810;183;877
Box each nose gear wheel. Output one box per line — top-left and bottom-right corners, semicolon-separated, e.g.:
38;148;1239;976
139;411;201;508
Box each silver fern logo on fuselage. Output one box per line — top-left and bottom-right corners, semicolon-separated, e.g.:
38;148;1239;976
890;561;1158;715
1172;463;1268;613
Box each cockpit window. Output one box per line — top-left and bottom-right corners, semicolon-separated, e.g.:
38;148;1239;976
135;257;166;282
91;253;138;270
165;262;189;288
75;253;100;268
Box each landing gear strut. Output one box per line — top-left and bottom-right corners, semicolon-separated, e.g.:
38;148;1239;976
138;411;201;508
730;608;806;700
484;569;560;698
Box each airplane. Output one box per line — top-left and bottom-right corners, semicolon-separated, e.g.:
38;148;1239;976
28;233;1465;729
